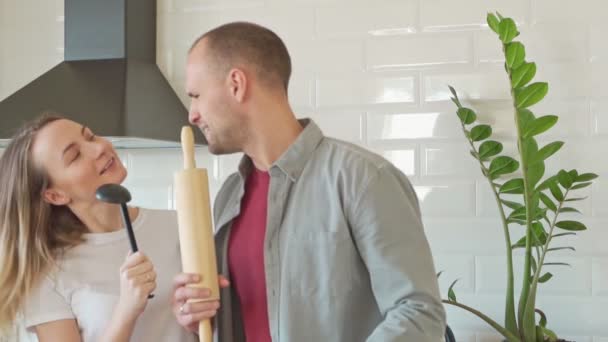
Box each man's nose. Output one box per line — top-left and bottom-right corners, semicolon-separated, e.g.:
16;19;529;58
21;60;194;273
189;106;202;125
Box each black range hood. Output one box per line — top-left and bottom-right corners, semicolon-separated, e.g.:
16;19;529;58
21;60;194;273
0;0;204;147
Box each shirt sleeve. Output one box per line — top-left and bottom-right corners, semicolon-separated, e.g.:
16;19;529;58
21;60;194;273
23;276;75;332
349;163;447;342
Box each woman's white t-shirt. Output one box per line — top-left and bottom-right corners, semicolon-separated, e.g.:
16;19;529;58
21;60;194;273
23;208;197;342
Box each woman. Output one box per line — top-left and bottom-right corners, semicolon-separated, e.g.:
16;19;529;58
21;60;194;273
0;113;216;341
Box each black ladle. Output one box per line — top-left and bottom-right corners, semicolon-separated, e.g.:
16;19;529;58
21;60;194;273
95;183;154;298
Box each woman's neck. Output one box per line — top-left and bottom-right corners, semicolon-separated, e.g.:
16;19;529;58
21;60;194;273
71;202;139;234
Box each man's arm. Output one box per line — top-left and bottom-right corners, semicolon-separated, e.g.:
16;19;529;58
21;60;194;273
349;163;446;342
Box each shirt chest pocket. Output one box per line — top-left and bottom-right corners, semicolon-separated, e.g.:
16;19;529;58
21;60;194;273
283;228;361;298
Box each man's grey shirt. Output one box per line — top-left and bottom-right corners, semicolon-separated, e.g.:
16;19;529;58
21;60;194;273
212;119;446;342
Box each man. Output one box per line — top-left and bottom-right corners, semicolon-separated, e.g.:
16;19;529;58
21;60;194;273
171;22;446;342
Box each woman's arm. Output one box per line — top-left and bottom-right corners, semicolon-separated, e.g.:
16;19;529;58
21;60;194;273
96;307;138;342
35;311;137;342
35;319;81;342
35;252;155;342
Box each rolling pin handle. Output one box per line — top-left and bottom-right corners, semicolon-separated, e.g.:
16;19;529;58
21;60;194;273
181;126;196;170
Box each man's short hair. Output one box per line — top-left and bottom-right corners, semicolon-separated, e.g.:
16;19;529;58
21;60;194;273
191;22;292;92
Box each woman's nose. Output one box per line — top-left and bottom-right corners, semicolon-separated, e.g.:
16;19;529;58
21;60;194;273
89;139;106;159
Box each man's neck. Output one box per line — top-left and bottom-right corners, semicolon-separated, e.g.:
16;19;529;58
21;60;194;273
243;110;303;171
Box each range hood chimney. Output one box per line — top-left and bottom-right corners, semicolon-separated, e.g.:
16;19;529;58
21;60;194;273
0;0;204;147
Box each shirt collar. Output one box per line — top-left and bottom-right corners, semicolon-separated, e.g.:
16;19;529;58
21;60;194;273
237;118;324;182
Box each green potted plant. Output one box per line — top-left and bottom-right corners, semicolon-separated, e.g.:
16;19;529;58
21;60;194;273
441;12;598;342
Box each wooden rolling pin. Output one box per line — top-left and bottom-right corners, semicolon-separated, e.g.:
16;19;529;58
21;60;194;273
174;126;219;341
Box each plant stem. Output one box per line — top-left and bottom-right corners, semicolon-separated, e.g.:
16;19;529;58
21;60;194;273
491;189;519;336
517;142;535;340
501;41;535;339
461;127;518;336
524;189;569;318
443;300;521;342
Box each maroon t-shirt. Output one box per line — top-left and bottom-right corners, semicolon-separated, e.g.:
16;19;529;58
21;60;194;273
227;168;272;342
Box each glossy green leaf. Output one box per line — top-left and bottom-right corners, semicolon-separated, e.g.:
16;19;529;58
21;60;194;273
523;115;558;139
470;124;492;141
487;13;500;33
558;207;581;214
508;206;527;221
511;62;537;88
501;199;524;210
448;85;462;108
478;140;503;159
537;175;557;191
489;156;520;179
565;197;588;202
558;169;574;189
527;161;545;188
539;192;557;212
499;18;518;44
516;211;545;226
522;137;543;188
549;182;564;202
515;82;549;108
552;232;576;238
522;137;539;163
506;42;526;69
448;279;458;302
555;220;587;231
534;141;564;163
499;178;524;194
531;222;548;245
531;191;541;212
512;234;540;249
576;173;598;182
535;208;547;221
457;107;476;125
547;246;576;252
571;182;592;190
538;272;553;283
512;236;526;249
507;218;526;225
517;108;536;133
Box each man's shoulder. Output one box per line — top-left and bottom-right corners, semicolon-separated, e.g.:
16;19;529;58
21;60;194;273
315;137;392;175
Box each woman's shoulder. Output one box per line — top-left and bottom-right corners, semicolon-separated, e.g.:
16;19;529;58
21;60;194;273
132;207;180;241
135;208;177;228
137;207;177;220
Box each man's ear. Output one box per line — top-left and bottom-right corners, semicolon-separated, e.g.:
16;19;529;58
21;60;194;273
43;188;71;206
228;68;247;103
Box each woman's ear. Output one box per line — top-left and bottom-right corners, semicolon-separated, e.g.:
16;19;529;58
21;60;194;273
42;188;71;206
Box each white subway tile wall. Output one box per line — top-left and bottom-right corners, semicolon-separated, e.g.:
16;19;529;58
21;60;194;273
1;0;608;340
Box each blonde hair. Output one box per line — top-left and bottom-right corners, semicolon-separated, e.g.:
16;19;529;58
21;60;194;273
0;113;87;333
